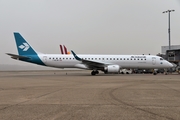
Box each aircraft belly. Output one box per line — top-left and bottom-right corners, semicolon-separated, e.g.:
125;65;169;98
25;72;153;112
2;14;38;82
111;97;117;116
120;61;140;68
45;61;78;68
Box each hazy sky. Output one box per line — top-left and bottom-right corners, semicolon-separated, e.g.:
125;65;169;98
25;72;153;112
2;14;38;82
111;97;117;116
0;0;180;66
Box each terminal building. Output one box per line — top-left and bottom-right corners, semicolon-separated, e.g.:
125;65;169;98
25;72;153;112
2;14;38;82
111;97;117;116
161;45;180;54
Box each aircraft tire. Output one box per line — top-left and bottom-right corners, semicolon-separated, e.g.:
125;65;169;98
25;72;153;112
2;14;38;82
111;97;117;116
95;71;99;74
91;71;96;75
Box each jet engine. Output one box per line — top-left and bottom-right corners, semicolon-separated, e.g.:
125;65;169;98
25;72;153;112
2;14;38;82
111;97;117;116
104;65;120;74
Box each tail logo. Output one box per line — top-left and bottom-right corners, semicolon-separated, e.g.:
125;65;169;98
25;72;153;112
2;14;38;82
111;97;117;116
19;43;30;51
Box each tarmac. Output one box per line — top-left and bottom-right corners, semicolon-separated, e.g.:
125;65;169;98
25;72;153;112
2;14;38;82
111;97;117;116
0;70;180;120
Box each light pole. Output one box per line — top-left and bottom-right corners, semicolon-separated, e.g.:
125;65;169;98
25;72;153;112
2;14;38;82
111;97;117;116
162;9;175;50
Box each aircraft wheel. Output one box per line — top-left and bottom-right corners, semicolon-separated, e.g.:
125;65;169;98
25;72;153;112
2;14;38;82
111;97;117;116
91;71;96;75
153;73;157;75
95;70;99;74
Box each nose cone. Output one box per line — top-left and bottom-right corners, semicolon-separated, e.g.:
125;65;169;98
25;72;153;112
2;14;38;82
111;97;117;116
168;62;174;68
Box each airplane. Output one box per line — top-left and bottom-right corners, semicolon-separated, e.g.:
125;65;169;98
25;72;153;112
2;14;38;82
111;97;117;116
59;45;70;54
6;32;173;75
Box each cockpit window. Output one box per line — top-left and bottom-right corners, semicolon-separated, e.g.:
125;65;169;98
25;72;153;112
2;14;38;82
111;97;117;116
160;58;163;60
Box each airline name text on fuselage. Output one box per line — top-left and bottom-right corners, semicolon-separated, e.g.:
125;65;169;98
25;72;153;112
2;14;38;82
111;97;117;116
131;56;146;59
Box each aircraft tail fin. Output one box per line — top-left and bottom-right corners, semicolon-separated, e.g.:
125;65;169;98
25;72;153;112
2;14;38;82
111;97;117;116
14;32;37;55
60;45;64;54
60;44;71;54
63;45;68;54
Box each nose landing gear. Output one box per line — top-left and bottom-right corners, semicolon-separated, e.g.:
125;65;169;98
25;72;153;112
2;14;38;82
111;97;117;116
152;69;157;75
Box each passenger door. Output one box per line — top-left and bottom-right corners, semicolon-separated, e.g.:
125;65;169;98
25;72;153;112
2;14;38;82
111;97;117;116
152;57;156;65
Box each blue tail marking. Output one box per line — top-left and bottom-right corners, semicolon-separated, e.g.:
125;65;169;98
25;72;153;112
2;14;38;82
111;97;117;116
14;32;37;55
13;32;45;66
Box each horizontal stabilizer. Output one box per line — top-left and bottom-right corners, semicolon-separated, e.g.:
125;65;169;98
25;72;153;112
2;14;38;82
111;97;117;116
6;53;30;60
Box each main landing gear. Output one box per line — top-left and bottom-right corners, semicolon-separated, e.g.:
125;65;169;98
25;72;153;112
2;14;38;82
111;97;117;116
91;70;99;75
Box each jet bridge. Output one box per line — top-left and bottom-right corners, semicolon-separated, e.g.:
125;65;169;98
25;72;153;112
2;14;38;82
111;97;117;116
166;49;180;73
166;49;180;64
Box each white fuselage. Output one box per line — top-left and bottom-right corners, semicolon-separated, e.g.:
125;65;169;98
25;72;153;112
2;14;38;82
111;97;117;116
9;32;173;75
38;54;172;69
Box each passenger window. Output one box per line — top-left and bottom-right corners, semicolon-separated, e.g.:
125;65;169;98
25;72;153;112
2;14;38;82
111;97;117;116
124;58;125;60
127;58;129;60
113;58;115;60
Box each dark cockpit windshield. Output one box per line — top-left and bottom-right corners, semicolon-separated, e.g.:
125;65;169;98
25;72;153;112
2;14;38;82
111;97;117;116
160;58;164;60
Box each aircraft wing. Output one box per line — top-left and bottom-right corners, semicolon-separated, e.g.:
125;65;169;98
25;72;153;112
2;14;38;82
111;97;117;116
6;53;30;60
71;50;112;69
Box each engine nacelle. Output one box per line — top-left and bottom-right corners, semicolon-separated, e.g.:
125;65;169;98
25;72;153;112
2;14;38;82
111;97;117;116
104;65;120;73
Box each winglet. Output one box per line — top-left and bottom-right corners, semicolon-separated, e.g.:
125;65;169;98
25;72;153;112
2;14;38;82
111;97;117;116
71;50;82;61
